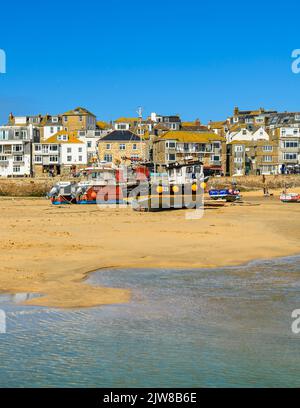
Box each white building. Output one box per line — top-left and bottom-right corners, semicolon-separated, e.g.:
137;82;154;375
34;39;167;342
33;131;87;176
78;129;110;164
43;116;64;140
227;126;269;143
0;126;37;177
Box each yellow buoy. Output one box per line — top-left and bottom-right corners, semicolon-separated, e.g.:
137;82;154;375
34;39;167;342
200;182;207;190
191;184;198;192
172;185;179;193
156;185;163;194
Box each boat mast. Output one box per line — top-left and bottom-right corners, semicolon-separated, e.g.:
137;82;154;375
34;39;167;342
136;106;145;163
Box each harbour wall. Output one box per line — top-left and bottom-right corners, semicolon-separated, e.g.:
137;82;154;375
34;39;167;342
0;175;299;197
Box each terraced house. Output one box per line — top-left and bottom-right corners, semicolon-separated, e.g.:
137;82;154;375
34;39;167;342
272;126;300;173
227;139;279;176
33;131;87;176
61;107;96;132
97;130;148;165
152;131;226;176
0;125;40;177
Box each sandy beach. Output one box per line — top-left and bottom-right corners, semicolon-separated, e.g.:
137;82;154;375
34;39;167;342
0;191;299;308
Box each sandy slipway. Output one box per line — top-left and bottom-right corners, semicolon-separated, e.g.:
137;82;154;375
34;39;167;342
0;190;299;308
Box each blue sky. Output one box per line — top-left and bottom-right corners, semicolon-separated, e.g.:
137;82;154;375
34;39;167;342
0;0;300;124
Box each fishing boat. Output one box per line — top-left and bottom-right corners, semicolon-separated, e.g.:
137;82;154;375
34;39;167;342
48;182;78;205
75;165;124;204
131;161;208;212
209;188;241;202
75;164;149;204
280;192;300;203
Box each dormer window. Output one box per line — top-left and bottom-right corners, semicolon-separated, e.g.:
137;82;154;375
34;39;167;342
52;117;58;123
58;134;68;141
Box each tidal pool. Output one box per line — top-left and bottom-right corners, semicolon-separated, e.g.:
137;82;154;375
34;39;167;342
0;256;300;387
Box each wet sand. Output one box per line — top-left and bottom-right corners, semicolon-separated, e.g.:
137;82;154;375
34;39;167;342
0;191;300;308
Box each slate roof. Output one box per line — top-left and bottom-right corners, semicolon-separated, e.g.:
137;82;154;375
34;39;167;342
98;130;142;141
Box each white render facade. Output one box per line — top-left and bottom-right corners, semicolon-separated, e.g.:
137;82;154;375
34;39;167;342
0;126;34;177
78;129;110;163
33;142;87;170
278;127;300;172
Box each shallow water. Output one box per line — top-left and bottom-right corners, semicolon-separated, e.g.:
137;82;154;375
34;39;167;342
0;256;300;387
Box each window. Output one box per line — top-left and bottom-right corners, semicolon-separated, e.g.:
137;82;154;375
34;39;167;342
283;153;297;160
284;141;298;148
63;116;68;122
167;154;176;161
52;117;58;123
78;147;82;153
0;130;8;140
79;116;83;122
132;143;137;150
117;124;127;130
166;141;176;149
67;156;72;162
35;156;42;163
49;156;58;163
234;145;243;152
87;141;92;148
119;144;126;150
78;155;83;162
106;144;111;150
212;155;220;162
50;145;58;151
130;154;139;161
95;131;101;137
263;156;272;162
234;157;243;163
79;131;86;136
104;154;112;162
13;145;23;152
50;127;54;133
67;147;72;153
35;145;41;151
14;156;23;162
213;142;220;149
13;165;21;173
263;146;273;151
